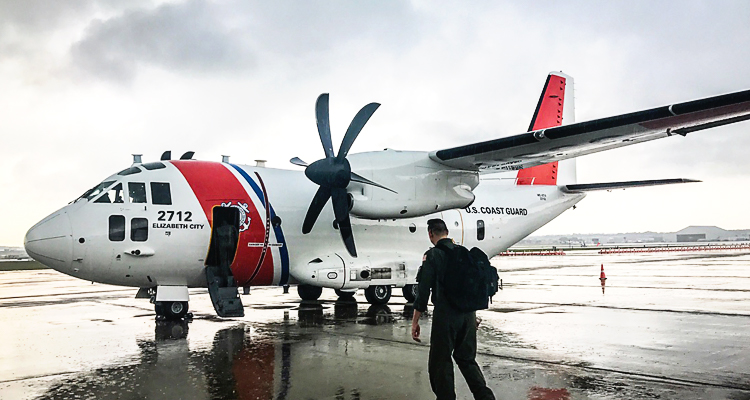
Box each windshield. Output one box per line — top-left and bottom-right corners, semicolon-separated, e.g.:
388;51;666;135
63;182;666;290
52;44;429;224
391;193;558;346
77;180;116;202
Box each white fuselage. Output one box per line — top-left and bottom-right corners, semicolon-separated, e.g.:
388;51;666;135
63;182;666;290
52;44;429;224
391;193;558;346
24;159;584;292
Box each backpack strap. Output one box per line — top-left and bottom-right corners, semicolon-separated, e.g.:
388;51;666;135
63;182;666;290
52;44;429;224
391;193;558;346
430;242;454;305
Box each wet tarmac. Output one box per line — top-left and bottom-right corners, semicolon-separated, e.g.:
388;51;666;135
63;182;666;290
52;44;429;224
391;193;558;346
1;250;750;399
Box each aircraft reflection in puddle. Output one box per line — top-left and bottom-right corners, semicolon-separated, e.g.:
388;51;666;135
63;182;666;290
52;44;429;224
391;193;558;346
36;301;412;400
297;299;412;327
528;386;571;400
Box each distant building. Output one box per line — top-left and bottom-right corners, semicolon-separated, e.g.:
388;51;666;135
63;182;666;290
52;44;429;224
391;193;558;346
517;225;750;246
673;226;731;242
676;233;706;242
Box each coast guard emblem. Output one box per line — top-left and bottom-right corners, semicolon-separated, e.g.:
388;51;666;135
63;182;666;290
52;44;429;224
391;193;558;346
220;202;251;232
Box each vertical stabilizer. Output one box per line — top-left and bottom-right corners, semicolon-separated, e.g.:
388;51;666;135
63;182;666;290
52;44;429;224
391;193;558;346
516;72;577;185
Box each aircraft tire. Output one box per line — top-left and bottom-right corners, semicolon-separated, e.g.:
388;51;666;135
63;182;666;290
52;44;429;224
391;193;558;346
402;284;418;303
364;285;391;305
334;289;356;300
298;284;323;301
165;301;188;319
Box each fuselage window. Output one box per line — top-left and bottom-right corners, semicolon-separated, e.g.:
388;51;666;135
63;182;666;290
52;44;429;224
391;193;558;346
95;183;124;204
151;182;172;205
128;182;147;203
109;215;125;241
131;218;148;242
79;180;115;201
142;162;166;170
118;167;142;176
477;219;485;241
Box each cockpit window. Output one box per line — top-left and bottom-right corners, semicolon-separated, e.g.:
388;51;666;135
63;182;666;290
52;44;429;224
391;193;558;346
128;182;147;204
94;183;124;204
142;162;166;170
118;167;142;176
151;182;172;205
79;180;116;201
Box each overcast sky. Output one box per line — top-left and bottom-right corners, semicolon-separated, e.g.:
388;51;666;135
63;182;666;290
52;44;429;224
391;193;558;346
2;0;750;246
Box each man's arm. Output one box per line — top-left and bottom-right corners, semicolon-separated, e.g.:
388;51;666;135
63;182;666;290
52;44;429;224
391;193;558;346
411;251;436;342
412;252;435;313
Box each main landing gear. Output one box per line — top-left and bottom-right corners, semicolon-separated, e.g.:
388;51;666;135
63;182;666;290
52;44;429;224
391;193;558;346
364;285;391;305
402;284;418;303
297;284;405;306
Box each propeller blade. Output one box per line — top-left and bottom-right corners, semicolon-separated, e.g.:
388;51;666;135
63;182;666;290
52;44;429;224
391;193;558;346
337;102;380;160
331;187;357;257
302;186;332;234
350;172;397;194
290;157;308;167
315;94;335;158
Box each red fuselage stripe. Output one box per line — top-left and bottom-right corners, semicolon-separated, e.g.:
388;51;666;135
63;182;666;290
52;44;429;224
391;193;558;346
172;161;275;286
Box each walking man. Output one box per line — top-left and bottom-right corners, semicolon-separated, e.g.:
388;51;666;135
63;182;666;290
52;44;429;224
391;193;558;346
411;219;495;400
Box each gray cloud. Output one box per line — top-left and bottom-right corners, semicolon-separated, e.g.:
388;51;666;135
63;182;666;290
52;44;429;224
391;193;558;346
0;0;93;31
237;1;421;54
67;0;423;82
5;0;750;245
70;0;255;81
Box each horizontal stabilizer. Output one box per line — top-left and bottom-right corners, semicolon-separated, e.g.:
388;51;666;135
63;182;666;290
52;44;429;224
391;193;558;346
563;178;700;192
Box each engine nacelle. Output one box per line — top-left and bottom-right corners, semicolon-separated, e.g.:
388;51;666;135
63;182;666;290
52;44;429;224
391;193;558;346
347;150;478;219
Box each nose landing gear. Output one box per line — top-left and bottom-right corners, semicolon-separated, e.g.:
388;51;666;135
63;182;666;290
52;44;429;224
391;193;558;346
154;301;190;320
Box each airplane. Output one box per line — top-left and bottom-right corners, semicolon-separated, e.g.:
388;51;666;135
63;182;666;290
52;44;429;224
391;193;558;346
23;72;750;319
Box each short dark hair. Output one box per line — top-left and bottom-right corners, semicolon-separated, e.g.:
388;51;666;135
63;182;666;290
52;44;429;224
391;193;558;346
427;218;449;236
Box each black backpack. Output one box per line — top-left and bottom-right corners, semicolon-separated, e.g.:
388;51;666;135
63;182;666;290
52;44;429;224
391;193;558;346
436;243;499;312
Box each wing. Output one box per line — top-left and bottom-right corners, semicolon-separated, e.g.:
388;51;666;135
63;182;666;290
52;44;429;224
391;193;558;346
564;178;701;193
430;83;750;172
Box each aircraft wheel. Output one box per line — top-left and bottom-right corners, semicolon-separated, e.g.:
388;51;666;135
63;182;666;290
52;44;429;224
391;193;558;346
334;289;356;300
402;284;418;303
298;284;323;301
167;301;188;319
364;285;391;305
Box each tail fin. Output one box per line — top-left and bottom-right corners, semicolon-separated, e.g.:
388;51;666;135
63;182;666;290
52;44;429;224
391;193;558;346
516;72;577;185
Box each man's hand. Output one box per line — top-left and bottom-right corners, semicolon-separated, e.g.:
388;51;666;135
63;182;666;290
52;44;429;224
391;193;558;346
411;321;421;342
411;309;422;342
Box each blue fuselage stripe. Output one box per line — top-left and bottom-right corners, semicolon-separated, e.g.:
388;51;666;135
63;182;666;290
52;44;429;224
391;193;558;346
230;164;290;285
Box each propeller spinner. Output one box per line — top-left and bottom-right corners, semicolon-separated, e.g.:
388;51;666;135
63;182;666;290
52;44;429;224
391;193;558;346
294;93;385;258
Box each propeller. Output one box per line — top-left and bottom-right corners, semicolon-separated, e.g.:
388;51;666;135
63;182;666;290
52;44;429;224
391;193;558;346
295;93;393;258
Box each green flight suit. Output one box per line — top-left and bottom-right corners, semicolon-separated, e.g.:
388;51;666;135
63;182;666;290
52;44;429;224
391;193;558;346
414;238;495;400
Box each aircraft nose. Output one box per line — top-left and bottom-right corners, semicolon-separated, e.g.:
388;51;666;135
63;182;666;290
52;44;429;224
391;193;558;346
24;211;73;271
